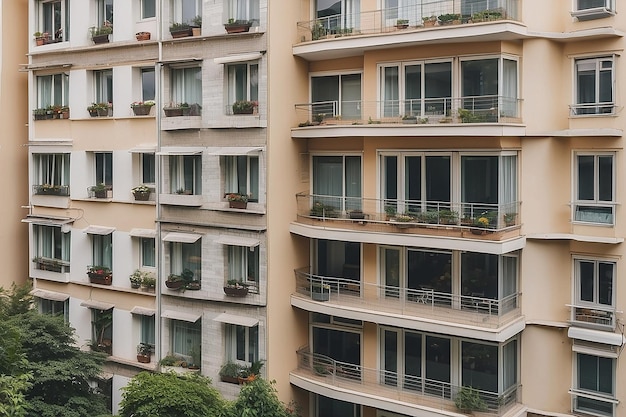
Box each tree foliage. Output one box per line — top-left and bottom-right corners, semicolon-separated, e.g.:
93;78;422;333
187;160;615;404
119;371;225;417
230;378;299;417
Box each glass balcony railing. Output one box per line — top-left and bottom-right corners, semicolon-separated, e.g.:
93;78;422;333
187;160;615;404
293;347;520;414
294;269;521;329
295;96;522;127
296;0;521;44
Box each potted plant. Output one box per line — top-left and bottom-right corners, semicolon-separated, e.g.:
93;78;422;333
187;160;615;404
422;15;437;27
226;193;249;209
311;282;330;301
163;102;190;117
129;269;144;288
504;212;517;226
455;386;488;413
310;202;337;218
87;265;112;285
90;21;113;44
438;13;461;25
238;360;264;384
166;273;185;290
224;279;250;297
402;114;417;124
137;342;152;363
471;215;491;235
135;31;151;41
33;31;47;46
169;22;192;38
87;102;111;117
131;100;155;116
90;183;108;198
219;361;245;384
141;273;156;292
188;346;201;370
232;100;257;115
224;18;253;34
131;184;151;200
191;15;202;36
396;19;409;29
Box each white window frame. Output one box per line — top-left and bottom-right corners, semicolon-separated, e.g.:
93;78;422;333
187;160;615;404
227;62;259;105
571;0;615;20
141;0;156;19
94;152;113;189
92;233;113;269
169;240;201;280
33;224;71;271
223;155;259;202
571;353;616;417
96;0;113;25
140;315;155;348
141;68;155;101
33;153;70;189
572;56;615;116
141;153;156;186
141;237;156;268
36;73;69;108
39;298;68;322
228;245;259;288
37;0;68;41
170;0;201;24
226;0;259;24
170;66;202;109
573;152;615;225
94;69;113;105
309;71;362;119
169;154;202;195
311;153;362;212
226;324;259;364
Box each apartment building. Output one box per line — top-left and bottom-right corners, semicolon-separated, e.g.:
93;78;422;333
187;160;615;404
1;0;29;289
267;0;626;416
25;0;266;413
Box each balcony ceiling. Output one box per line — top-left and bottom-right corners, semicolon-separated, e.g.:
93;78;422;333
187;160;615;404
291;123;526;138
293;22;623;61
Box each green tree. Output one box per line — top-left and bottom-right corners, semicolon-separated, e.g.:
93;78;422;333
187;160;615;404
119;371;225;417
231;378;299;417
0;373;32;417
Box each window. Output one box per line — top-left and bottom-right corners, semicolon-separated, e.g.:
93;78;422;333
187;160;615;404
92;234;112;269
172;319;200;359
33;153;70;196
94;69;113;106
140;315;155;347
142;0;156;18
37;74;68;108
315;0;360;33
226;0;259;24
171;0;201;24
311;73;361;119
171;67;201;112
574;153;614;224
170;240;201;280
382;0;423;26
574;353;615;417
226;324;258;363
224;155;258;202
142;68;155;101
37;0;69;41
141;237;156;267
228;62;258;106
312;155;361;211
95;152;113;189
33;224;71;272
380;61;452;117
97;0;113;25
571;0;615;20
91;308;113;354
573;57;614;115
39;298;68;321
575;259;614;308
142;153;155;185
228;245;259;287
316;395;361;417
169;155;202;194
461;57;518;118
314;240;360;283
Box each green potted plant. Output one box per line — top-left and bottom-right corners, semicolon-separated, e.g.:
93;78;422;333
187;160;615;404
163;102;190;117
137;342;152;363
87;265;112;285
130;100;155;116
90;183;108;198
224;18;253;34
438;13;461;25
169;22;192;38
455;386;488;413
135;31;151;41
191;15;202;35
226;193;249;209
129;269;144;288
238;360;265;384
131;184;151;200
165;273;185;290
402;114;417;123
422;15;437;27
396;19;409;29
224;279;250;297
90;21;113;44
219;361;245;384
141;273;156;292
232;100;257;115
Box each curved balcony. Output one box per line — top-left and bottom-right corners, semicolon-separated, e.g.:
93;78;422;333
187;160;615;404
291;348;521;416
292;270;523;341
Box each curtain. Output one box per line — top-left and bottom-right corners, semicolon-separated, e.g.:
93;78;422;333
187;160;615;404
313;156;343;208
93;234;112;268
502;59;518;116
382;66;399;117
500;155;517;215
172;320;200;357
140;315;155;345
345;156;361;210
39;76;52;107
341;74;361;120
141;238;156;267
172;67;201;106
229;246;245;281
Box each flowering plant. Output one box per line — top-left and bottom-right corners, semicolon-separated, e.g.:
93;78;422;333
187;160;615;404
132;184;151;193
131;100;155;108
87;265;112;276
232;100;258;113
226;193;249;202
475;217;490;227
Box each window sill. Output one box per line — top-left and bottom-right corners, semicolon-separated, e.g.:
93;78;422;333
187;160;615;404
161;116;202;130
159;193;203;206
208;115;267;129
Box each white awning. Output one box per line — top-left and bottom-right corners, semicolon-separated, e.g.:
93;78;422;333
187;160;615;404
130;306;155;316
83;225;115;235
30;289;70;302
163;232;202;243
128;145;156;153
129;228;157;238
213;313;258;327
568;327;625;346
214;52;263;65
206;147;263;156
22;215;73;226
156;147;204;156
161;309;201;323
215;235;259;248
80;300;115;310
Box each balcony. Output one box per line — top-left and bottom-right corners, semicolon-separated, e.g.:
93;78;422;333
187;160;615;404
296;0;521;45
569;304;616;330
292;348;520;416
293;97;523;137
293;270;522;340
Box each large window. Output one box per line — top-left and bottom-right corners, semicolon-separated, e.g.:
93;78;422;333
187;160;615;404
142;0;156;19
172;319;201;359
228;245;259;287
315;0;360;33
226;324;258;363
95;152;113;189
33;224;71;272
574;353;615;417
142;153;156;185
574;153;614;224
94;70;113;106
461;57;518;117
37;74;68;108
226;0;259;24
169;155;202;195
33;153;70;196
171;67;201;113
571;0;615;20
573;57;614;115
224;155;258;202
140;315;155;347
171;0;201;24
312;155;361;211
170;240;201;280
97;0;113;24
575;259;614;308
141;68;155;101
311;73;361;119
141;238;156;267
228;62;258;106
314;240;360;283
39;298;68;321
37;0;69;41
92;233;112;269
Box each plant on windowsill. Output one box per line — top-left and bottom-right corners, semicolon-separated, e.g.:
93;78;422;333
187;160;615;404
422;15;437;27
238;360;264;384
87;265;112;285
137;342;152;363
471;215;492;235
135;31;151;41
131;100;155;116
392;213;415;227
131;184;151;200
169;22;192;38
87;102;111;117
455;386;488;413
232;100;257;115
34;31;48;46
191;15;202;36
129;269;143;288
226;193;249;209
396;19;409;29
224;279;250;297
187;346;201;370
34;183;68;196
89;310;113;355
163;102;190;117
219;361;245;384
166;268;194;290
90;183;108;198
32;256;63;273
224;18;253;34
438;13;461;25
160;354;187;368
141;274;156;292
90;21;113;44
401;113;417;124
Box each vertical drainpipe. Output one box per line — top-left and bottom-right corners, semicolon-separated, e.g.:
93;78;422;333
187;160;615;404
155;0;164;367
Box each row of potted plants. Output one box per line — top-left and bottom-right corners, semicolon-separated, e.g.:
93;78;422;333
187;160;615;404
219;360;264;384
129;269;156;291
165;268;201;291
32;105;70;120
